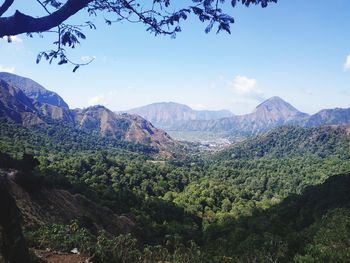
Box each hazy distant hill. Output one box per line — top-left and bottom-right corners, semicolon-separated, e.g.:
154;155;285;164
126;102;233;129
173;96;309;135
302;108;350;127
0;75;177;155
0;72;69;108
161;97;350;140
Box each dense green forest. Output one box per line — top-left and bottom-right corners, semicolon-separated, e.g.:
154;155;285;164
1;121;350;262
0;119;156;158
216;125;350;160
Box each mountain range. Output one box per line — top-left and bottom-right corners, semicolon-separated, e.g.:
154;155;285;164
126;102;233;129
171;96;310;135
1;72;350;147
127;97;350;139
0;73;176;155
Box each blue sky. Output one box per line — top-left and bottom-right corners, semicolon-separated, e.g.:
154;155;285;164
0;0;349;114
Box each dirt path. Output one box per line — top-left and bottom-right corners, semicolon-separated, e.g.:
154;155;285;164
34;250;90;263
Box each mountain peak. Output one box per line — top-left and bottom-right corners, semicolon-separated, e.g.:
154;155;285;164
254;96;302;114
243;97;310;130
256;96;291;108
265;96;285;102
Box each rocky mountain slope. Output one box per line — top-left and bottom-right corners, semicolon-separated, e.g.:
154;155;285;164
0;74;177;155
0;78;74;125
0;79;44;126
73;106;176;154
0;166;135;263
126;102;233;129
5;169;134;235
0;72;69;108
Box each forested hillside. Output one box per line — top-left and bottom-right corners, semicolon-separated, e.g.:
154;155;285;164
1;117;350;262
216;125;350;160
0;119;156;157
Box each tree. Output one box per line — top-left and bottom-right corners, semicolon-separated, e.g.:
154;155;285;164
0;0;277;70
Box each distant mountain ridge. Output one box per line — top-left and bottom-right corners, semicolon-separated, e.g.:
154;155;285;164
145;96;310;136
126;102;233;129
302;108;350;127
0;73;176;156
135;97;349;139
1;72;350;145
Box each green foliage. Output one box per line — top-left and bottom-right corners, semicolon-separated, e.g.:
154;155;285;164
0;151;42;192
0;120;156;158
295;208;350;262
27;223;204;263
172;157;350;219
202;173;350;261
217;126;350;160
2;120;350;262
94;232;141;263
25;221;94;254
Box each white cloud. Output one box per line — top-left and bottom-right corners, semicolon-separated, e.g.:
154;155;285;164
81;56;96;62
0;65;15;73
2;35;23;43
87;95;107;106
229;75;264;101
87;91;121;108
344;54;350;71
10;35;23;43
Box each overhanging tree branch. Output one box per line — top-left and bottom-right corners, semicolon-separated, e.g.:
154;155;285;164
0;0;93;37
0;0;14;17
0;0;277;71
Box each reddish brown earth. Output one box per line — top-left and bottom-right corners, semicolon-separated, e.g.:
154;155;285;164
34;250;90;263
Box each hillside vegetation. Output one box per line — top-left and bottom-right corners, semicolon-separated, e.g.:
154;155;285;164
1;73;350;262
1;118;350;262
216;125;350;160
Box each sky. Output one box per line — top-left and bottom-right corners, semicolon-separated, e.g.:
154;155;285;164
0;0;350;115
